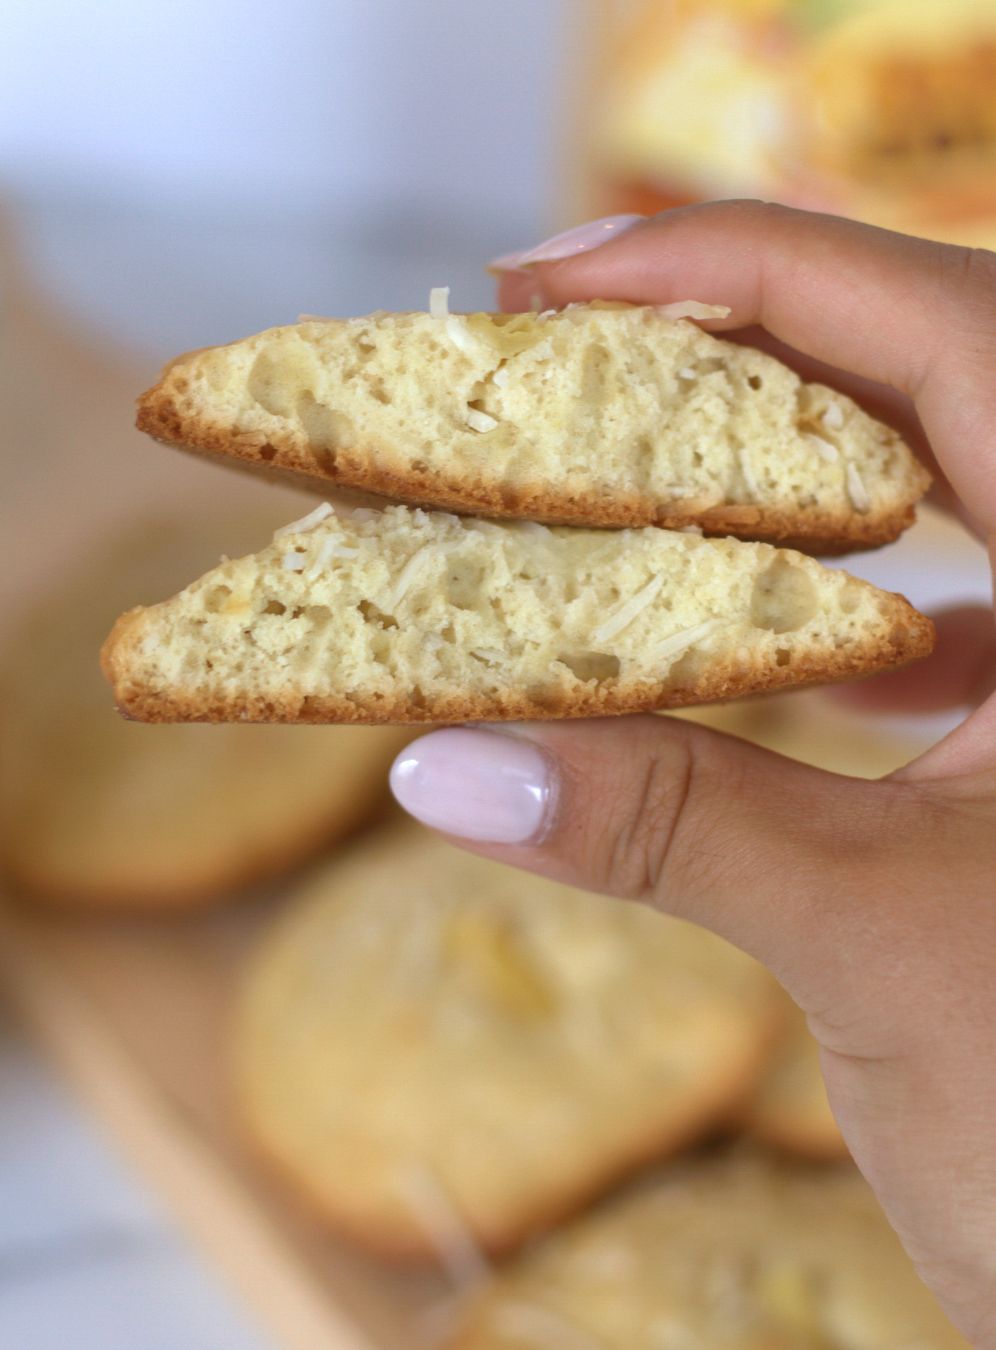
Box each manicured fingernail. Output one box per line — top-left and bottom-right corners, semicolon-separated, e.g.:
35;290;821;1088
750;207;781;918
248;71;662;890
390;728;554;844
488;214;644;273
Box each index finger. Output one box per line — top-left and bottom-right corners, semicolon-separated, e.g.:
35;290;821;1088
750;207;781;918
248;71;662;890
508;202;996;536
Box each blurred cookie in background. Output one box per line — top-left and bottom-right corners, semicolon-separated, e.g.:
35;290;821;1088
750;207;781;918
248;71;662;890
586;0;996;251
746;992;847;1161
448;1149;966;1349
671;683;927;780
235;828;778;1261
1;514;408;909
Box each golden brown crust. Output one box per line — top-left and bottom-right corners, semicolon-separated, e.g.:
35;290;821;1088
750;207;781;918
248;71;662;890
103;601;935;725
136;392;925;555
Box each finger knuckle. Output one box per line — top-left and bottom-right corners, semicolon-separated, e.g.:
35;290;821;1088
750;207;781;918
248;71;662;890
938;244;996;340
587;733;697;902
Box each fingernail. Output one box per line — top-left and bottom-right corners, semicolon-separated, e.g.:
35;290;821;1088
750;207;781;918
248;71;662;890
488;214;644;273
390;728;554;844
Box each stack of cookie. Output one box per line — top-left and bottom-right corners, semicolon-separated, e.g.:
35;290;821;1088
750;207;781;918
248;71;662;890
95;298;959;1342
100;297;933;722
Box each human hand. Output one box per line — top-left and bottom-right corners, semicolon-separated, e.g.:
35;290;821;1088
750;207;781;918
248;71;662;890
390;203;996;1344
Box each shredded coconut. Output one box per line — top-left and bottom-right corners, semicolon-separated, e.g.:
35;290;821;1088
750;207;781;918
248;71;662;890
739;447;761;498
846;461;871;513
396;1166;489;1293
281;552;306;571
273;502;334;539
467;518;505;538
651;618;722;664
593;575;664;644
491;364;511;387
445;315;477;356
822;402;845;430
429;286;450;320
350;508;378;523
384;546;435;611
803;432;839;464
677;366;697;379
306;534;359;578
466;407;498;433
461;515;499;537
657;300;731;320
537;308;557;320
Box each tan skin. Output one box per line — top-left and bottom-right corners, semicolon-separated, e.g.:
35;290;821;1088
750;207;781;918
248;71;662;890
440;204;996;1342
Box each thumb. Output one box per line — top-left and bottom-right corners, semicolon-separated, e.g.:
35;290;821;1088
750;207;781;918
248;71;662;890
389;717;920;1019
392;719;996;1338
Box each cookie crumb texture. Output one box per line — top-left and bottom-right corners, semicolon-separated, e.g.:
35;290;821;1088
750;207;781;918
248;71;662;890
449;1152;967;1348
137;304;929;551
235;831;777;1258
102;506;933;724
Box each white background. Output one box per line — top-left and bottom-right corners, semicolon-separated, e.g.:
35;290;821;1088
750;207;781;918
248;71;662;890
0;1;569;350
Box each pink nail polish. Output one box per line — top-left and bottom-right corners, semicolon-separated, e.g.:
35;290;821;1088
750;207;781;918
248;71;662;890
389;728;554;844
488;214;644;273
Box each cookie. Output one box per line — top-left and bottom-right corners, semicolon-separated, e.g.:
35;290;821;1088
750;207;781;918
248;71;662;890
136;301;930;552
449;1150;966;1348
234;829;778;1259
102;503;933;724
1;516;408;908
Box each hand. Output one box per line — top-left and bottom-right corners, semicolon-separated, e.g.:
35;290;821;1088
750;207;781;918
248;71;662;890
390;203;996;1344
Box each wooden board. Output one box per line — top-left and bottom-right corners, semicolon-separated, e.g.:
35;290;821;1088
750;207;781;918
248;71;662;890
0;875;461;1350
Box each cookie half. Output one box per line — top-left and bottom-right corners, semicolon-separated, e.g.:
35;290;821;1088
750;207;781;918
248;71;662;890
136;301;930;552
449;1151;966;1348
102;504;933;724
234;829;778;1259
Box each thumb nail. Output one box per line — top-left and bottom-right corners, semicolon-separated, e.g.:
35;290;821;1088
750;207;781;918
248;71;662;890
488;214;644;274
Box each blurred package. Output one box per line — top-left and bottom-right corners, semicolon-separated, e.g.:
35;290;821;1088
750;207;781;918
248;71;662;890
584;0;996;247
